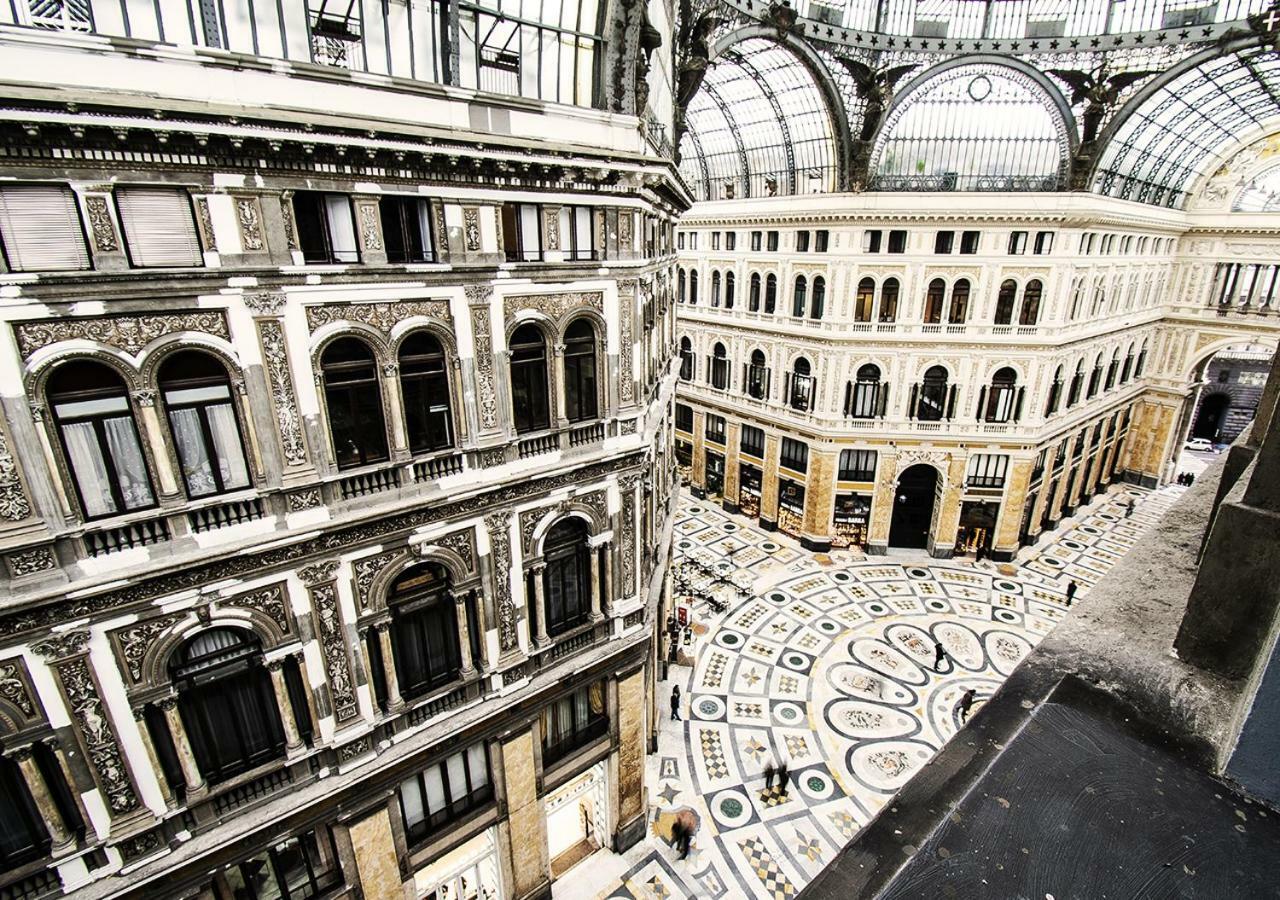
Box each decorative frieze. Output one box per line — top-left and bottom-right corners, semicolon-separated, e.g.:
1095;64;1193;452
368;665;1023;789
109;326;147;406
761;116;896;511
84;195;119;252
484;512;518;651
0;658;39;721
5;546;53;579
518;489;608;554
115;614;184;683
503;291;604;328
304;299;452;334
244;292;286;317
619;280;636;403
469;304;500;430
354;549;405;609
0;425;32;522
463;207;481;251
285;488;322;511
303;567;360;725
357;202;382;251
433;529;477;573
256;320;309;467
619;475;639;597
226;583;292;637
194;197;217;251
14;311;231;360
236;196;266;251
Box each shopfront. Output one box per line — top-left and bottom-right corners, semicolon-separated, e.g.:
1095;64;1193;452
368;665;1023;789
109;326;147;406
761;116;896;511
831;492;872;549
675;439;693;484
957;500;999;555
777;478;805;538
544;762;609;880
705;451;725;499
412;827;503;900
739;464;762;518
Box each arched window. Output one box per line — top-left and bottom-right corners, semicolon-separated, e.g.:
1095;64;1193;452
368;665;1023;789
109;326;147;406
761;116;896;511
1121;344;1135;383
924;278;946;324
563;319;599;423
789;357;814;412
749;273;761;312
1105;349;1120;391
170;629;284;783
845;363;883;419
725;272;736;309
1019;280;1042;325
879;278;899;322
765;274;778;313
994;280;1017;325
855;277;875;322
983;367;1020;423
542;518;591;637
388;563;474;699
677;268;686;303
948;279;970;324
1135;342;1148;376
915;365;950;421
689;270;699;305
711;270;722;307
399;333;454;454
1087;353;1103;398
322;338;389;470
1045;365;1063;416
510;324;551;434
746;349;769;400
792;275;807;318
678;337;694;381
48;360;155;519
709;342;729;390
1067;360;1085;407
159;351;250;500
810;276;826;319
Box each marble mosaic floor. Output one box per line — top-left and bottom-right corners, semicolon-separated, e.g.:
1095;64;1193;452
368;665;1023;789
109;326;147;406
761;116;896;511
554;483;1186;900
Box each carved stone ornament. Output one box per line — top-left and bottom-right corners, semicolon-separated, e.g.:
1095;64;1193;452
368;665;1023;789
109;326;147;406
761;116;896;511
280;196;300;251
32;630;91;660
618;280;636;403
470;306;500;430
542;208;560;251
464;284;493;303
0;426;32;522
463;207;481;252
84;195;119;252
286;488;322;511
299;560;341;586
0;659;37;718
116;828;162;862
619;211;633;246
6;546;53;577
896;449;950;474
244;292;286;317
52;655;141;815
430;529;477;573
115;613;184;683
503;291;604;328
305;299;452;335
131;389;156;408
337;735;372;762
257;320;309;467
194;197;217;251
0;453;642;640
484;512;518;651
236;197;265;251
354;549;406;609
225;583;291;636
519;489;608;554
619;474;639;596
620;419;638;436
359;202;382;251
480;446;506;468
308;580;359;723
15;311;231;360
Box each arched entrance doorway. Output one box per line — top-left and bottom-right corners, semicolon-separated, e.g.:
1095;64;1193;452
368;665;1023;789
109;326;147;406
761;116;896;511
1192;392;1231;441
889;464;939;550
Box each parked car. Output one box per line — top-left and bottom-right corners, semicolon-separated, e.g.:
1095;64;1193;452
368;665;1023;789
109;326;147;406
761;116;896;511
1185;437;1214;452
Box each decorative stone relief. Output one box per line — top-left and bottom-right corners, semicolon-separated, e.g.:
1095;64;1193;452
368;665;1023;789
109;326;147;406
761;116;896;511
131;389;156;408
480;447;506;468
469;305;500;430
502;291;604;328
280;193;300;251
358;203;382;251
619;419;638;436
6;546;53;577
354;549;406;609
433;529;477;573
464;207;481;252
619;211;633;246
0;425;32;522
0;454;641;639
0;659;37;719
435;204;449;254
84;195;119;252
116;829;162;862
236;197;265;251
619;280;636;403
115;614;183;683
519;489;608;555
225;583;291;636
15;311;231;360
304;299;452;334
542;208;560;251
302;565;359;724
256;320;309;467
484;512;518;651
895;450;950;474
194;197;217;251
244;292;286;317
285;488;321;511
34;637;140;816
619;475;638;596
337;735;372;762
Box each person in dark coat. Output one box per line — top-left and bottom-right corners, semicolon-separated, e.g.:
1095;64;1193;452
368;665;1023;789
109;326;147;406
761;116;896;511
763;757;776;790
776;759;789;796
1125;499;1135;518
933;640;947;672
670;684;681;721
1065;579;1078;606
959;688;977;723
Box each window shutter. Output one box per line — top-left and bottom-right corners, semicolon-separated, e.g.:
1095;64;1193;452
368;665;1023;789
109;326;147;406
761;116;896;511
877;382;889;418
976;386;987;420
843;382;852;416
116;188;202;267
1014;387;1025;422
0;185;91;272
908;384;918;420
946;385;958;420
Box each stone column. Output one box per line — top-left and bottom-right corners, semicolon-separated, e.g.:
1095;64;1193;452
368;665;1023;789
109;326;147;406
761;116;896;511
531;565;550;648
497;727;550;899
866;449;899;555
601;540;615;616
759;433;782;530
723;421;742;513
132;391;180;499
159;697;206;799
588;542;604;622
131;707;175;807
73;185;129;272
352;195;387;266
552;343;568;430
380;363;410;460
992;457;1034;561
375;624;405;711
613;666;647;852
455;594;476;676
9;745;75;853
800;448;836;552
267;659;304;754
691;413;707;497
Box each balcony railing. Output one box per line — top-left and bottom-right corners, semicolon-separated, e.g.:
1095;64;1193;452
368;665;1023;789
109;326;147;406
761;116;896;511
518;434;558;458
188;497;266;533
338;466;401;500
84;518;171;557
412;452;464;482
542;715;609;767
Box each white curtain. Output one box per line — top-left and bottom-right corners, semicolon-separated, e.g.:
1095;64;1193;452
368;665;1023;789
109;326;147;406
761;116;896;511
61;421;116;517
207;403;250;490
170;407;218;496
324;195;359;262
415;198;434;256
102;417;154;510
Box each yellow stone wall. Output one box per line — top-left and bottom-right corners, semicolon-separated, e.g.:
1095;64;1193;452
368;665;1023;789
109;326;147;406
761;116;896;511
930;454;968;553
500;728;549;899
615;666;647;836
801;448;836;538
994;458;1033;552
348;805;404;900
759;434;781;522
723;421;741;505
867;449;899;547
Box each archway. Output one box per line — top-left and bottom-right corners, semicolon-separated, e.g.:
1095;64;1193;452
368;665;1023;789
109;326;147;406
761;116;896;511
1192;393;1231;442
889;464;939;550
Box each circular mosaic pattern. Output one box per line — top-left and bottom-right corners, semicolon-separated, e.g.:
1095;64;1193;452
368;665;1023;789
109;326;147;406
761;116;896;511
926;598;949;612
722;522;738;531
678;540;694;550
817;619;840;634
907;567;930;579
1040;556;1065;568
993;608;1022;625
832;571;851;582
716;631;744;649
761;542;779;552
993;578;1022;594
1079;525;1102;535
694;695;726;720
797;768;836;802
769;592;788;604
866;603;887;615
772;701;805;724
709;789;754;829
782;652;812;673
1061;539;1086;551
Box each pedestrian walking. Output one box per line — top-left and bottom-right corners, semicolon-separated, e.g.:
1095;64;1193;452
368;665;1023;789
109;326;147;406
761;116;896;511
1125;499;1135;518
1065;579;1078;606
933;640;947;673
678;825;691;859
974;543;986;563
959;689;977;723
763;757;776;790
1188;472;1196;485
776;759;789;796
671;819;686;858
670;684;681;721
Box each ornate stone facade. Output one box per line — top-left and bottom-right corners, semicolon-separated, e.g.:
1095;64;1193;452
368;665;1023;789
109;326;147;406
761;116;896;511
305;299;452;334
256;319;309;467
484;511;518;651
14;311;231;360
